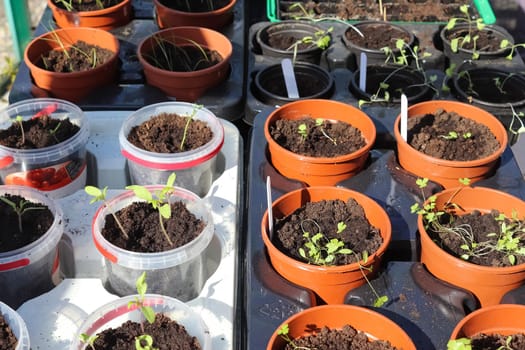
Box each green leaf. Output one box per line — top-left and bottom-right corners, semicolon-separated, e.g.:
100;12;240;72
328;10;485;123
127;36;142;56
446;18;458;30
136;272;148;296
166;173;176;187
450;38;459;52
142;305;156;324
277;324;289;336
373;295;388;307
126;185;152;202
158;203;171;219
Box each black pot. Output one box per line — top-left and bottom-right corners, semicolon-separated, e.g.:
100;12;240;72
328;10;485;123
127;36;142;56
252;62;334;106
342;21;415;70
349;64;434;105
255;20;329;64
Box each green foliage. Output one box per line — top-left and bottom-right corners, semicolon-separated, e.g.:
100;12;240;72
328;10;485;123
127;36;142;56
286;27;333;64
446;5;486;59
128;272;156;324
135;335;158;350
447;338;472;350
85;185;129;240
79;333;98;350
0;196;45;233
180;104;203;150
295;118;336;145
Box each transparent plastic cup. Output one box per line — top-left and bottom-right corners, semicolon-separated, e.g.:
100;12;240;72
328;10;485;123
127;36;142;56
0;185;64;309
0;301;30;350
119;102;224;197
92;186;214;301
70;294;211;350
0;98;89;198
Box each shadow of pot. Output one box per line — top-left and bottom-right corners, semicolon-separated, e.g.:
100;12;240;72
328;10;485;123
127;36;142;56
154;0;236;30
252;62;334;106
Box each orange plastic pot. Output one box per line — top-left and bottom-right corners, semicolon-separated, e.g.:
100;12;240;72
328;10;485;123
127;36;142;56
264;99;376;186
154;0;236;30
418;186;525;307
261;186;391;304
267;305;416;350
450;304;525;340
24;27;119;103
394;100;508;188
137;26;232;102
47;0;132;30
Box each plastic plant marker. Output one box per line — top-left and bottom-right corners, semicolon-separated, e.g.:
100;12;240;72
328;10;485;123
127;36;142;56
266;176;273;239
281;59;299;99
359;52;367;92
400;94;408;142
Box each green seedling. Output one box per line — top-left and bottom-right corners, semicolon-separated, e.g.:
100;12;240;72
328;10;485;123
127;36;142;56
445;5;486;59
296;118;336;144
297;123;308;141
128;272;156;325
509;104;525;137
126;173;177;246
276;323;312;350
146;35;212;72
85;185;129;240
55;0;106;11
447;338;472;350
135;334;158;350
0;196;45;233
11;115;25;144
180;104;203;151
440;131;472;140
500;39;525;60
79;333;98;350
286;27;333;64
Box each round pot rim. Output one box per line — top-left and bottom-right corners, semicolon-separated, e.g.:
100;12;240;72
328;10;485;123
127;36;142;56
0;301;30;349
440;23;513;56
264;99;376;163
343;20;415;53
47;0;131;16
261;186;392;273
154;0;236;17
394;100;508;167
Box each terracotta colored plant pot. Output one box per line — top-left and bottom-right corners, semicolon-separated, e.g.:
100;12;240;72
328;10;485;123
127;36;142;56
137;26;232;102
261;186;391;304
394;100;508;188
154;0;236;30
47;0;132;30
267;305;416;350
418;186;525;307
264;99;376;186
23;27;120;103
449;304;525;340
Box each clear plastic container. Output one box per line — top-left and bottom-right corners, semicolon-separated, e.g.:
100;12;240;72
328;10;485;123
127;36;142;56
0;185;64;309
119;102;224;197
0;300;30;350
70;294;211;350
0;98;89;198
92;186;214;301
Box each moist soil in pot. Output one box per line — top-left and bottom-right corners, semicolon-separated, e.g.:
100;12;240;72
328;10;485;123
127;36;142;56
269;117;366;158
273;198;383;265
0;194;54;253
157;0;230;12
283;324;400;350
281;0;475;22
345;23;411;51
462;332;525;349
444;27;505;53
144;42;223;72
37;41;115;73
126;112;213;153
52;0;124;11
0;114;80;149
0;314;18;350
407;108;500;161
427;209;525;267
265;32;317;51
102;200;205;253
91;313;202;350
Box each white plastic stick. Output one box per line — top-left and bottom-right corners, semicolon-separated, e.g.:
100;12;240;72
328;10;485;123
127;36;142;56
266;176;274;238
401;94;408;142
281;58;299;99
359;52;367;92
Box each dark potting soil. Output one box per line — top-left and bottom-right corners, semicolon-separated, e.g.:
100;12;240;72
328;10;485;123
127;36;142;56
266;32;317;51
345;23;411;51
145;43;223;72
444;28;505;53
466;332;525;349
37;40;114;73
282;0;475;22
0;194;54;253
429;209;525;267
158;0;230;12
0;115;80;149
407;108;500;161
0;314;18;350
53;0;123;11
269;117;366;157
91;313;202;350
127;112;213;153
102;201;205;253
284;324;399;350
273;198;383;265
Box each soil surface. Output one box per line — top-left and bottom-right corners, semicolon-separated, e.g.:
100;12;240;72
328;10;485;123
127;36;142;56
144;43;222;72
91;313;202;350
466;332;525;349
273;198;383;265
269;117;366;157
345;22;411;51
0;115;79;149
266;32;318;51
0;194;54;253
455;70;525;104
280;0;476;22
428;209;525;267
102;200;205;253
444;27;507;52
158;0;230;12
407;108;500;161
38;41;114;73
127;112;213;153
0;314;18;350
284;324;400;350
53;0;123;11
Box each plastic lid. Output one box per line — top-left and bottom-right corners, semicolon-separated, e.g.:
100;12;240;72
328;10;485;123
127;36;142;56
0;301;30;350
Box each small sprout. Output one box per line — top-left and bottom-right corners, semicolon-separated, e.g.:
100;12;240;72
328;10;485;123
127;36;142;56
297;123;308;140
12;115;25;144
0;196;45;233
135;334;158;350
180;104;203;151
441;131;458;140
128;272;156;324
447;337;472;350
462;132;472;139
337;221;347;234
79;333;98;350
85;185;129;240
